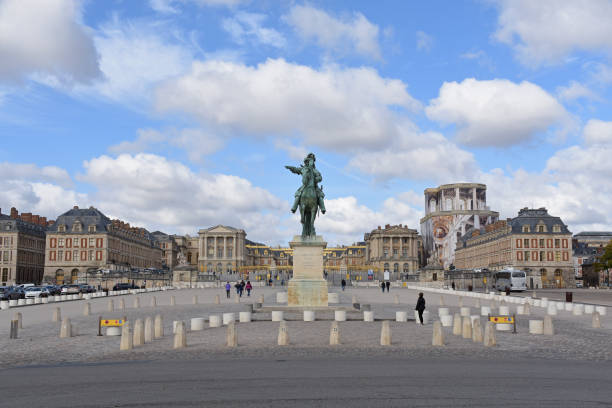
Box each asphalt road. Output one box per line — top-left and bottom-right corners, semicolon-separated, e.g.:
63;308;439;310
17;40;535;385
1;357;611;407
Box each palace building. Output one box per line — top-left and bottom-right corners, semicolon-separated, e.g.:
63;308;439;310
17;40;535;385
454;207;574;288
364;224;423;279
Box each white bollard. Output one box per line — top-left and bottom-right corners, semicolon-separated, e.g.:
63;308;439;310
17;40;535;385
529;320;544;334
584;304;595;314
480;306;491;316
438;307;449;317
440;314;453;327
460;307;470;317
191;317;206;331
595;306;607;316
0;300;8;310
272;311;284;322
144;317;153;342
334;310;347;322
278;321;289;346
564;303;573;312
395;311;408;322
555;301;564;311
209;315;221;328
303;310;315;321
363;311;374;322
222;313;235;325
516;305;525;315
499;305;510;315
432;321;444;346
573;304;584;315
547;303;557;316
106;326;121;336
239;312;252;323
329;321;340;345
173;321;187;349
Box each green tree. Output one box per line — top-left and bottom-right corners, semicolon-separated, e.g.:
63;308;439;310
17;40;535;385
594;242;612;286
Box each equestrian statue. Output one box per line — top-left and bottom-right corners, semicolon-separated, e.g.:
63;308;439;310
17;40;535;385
285;153;326;238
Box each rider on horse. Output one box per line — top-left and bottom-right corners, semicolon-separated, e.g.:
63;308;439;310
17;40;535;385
285;153;326;215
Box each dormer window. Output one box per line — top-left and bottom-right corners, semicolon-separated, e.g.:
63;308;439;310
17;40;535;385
88;225;96;232
537;225;546;233
522;225;530;233
552;225;561;233
58;225;66;232
72;222;82;232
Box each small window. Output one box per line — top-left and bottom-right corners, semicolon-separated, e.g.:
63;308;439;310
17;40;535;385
88;225;96;232
552;225;561;233
522;225;530;233
537;225;545;233
58;225;66;232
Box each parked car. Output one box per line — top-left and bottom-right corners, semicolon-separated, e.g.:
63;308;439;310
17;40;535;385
45;285;61;296
24;286;50;298
78;284;96;293
0;287;21;301
12;287;26;299
17;283;35;289
112;283;137;291
61;284;81;294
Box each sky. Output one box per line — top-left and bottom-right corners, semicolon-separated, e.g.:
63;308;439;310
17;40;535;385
1;0;612;247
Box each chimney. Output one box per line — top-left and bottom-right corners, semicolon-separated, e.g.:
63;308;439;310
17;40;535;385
32;215;40;225
377;226;381;230
21;213;32;223
40;217;47;226
48;220;55;226
73;205;79;210
10;207;18;219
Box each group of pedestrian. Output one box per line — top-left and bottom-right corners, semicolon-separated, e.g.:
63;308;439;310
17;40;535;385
225;280;253;298
380;281;390;293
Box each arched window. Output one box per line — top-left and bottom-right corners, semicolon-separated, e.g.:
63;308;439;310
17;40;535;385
383;263;389;272
226;264;232;274
70;268;79;284
216;263;223;273
55;269;64;285
554;269;562;277
540;268;547;277
403;263;409;273
393;263;399;273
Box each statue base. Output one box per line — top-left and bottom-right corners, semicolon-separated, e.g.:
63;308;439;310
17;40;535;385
287;235;328;307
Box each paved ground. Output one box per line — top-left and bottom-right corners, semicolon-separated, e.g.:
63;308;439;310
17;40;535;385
1;287;611;406
1;357;611;407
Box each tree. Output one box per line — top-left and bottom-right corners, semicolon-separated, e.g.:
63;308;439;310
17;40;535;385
594;242;612;286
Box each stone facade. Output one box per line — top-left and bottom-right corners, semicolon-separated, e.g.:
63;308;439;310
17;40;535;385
364;224;422;279
420;183;499;269
43;206;162;284
198;225;246;275
455;208;574;288
0;207;51;285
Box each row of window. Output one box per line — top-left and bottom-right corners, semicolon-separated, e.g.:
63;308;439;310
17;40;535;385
49;250;103;262
49;237;104;249
521;224;562;233
382;248;410;258
207;248;234;258
56;223;95;233
516;238;568;249
516;251;569;262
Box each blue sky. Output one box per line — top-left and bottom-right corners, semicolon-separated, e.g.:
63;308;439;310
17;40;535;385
1;0;612;246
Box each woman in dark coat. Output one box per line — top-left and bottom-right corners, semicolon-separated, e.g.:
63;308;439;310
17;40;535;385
415;292;426;325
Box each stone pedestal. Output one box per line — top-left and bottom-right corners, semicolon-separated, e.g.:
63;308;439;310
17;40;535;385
287;235;328;307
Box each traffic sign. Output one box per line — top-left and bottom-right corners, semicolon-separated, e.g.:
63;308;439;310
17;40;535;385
101;319;125;327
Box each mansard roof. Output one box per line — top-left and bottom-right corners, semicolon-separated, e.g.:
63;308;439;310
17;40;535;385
47;206;112;233
0;213;47;236
509;207;571;234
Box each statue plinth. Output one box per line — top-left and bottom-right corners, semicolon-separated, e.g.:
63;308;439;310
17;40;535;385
287;235;328;307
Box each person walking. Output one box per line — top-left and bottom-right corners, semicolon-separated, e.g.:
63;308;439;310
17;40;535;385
341;279;346;291
415;292;426;325
245;281;252;296
385;281;390;293
380;281;385;293
225;282;231;299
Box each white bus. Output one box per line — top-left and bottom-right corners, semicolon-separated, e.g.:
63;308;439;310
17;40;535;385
493;270;527;292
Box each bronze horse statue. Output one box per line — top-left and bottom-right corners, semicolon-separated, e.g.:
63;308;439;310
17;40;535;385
285;153;325;238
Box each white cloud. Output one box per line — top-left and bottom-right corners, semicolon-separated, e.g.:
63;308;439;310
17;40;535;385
556;81;599;102
150;0;243;12
155;58;420;151
317;195;422;244
416;30;433;52
222;12;286;48
81;18;193;102
582;119;612;146
493;0;612;67
426;78;570;147
149;0;179;13
284;5;381;59
0;162;73;188
0;0;100;84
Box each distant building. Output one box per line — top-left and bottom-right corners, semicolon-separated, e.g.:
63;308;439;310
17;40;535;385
455;207;574;288
0;207;52;285
198;225;247;275
43;206;162;285
573;231;612;248
364;224;422;279
151;231;180;270
420;183;499;269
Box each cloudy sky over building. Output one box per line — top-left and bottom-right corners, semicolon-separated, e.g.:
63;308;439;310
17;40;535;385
1;0;612;246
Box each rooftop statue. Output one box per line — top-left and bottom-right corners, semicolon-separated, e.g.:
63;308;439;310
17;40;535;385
285;153;326;238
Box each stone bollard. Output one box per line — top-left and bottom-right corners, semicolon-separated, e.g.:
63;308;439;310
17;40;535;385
462;316;472;339
191;318;206;331
215;294;220;305
154;314;164;339
53;307;61;323
60;317;72;338
330;321;340;345
472;318;483;343
432;321;444;346
173;321;187;349
546;303;557;316
278;321;289;346
133;297;140;309
83;302;91;316
363;311;374;322
209;315;221;327
223;313;235;325
335;310;347;322
529;320;544;334
394;295;400;305
192;295;198;305
170;296;176;306
120;321;133;350
226;321;237;347
460;307;471;317
483;321;496;347
133;319;145;346
151;296;157;307
144;317;153;342
380;321;391;346
592;312;602;328
440;314;453;327
239;312;252;323
452;313;462;336
14;312;22;329
258;294;264;304
543;316;554;335
458;297;464;307
107;299;114;312
9;320;18;339
524;302;531;315
439;296;445;306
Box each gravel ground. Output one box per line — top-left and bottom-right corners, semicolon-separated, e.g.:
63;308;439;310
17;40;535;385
1;287;611;368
